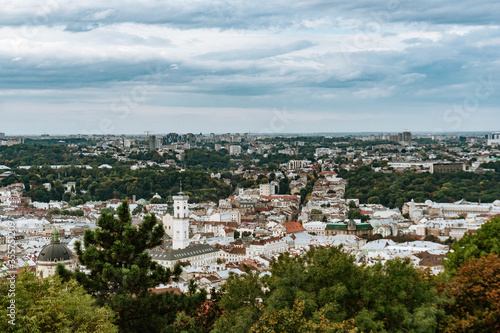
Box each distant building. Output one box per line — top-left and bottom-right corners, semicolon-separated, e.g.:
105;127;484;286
64;182;76;193
486;132;500;146
287;160;309;170
430;162;465;174
149;135;162;150
229;145;242;155
402;131;412;143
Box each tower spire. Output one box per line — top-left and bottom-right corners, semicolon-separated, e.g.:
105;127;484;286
51;229;60;243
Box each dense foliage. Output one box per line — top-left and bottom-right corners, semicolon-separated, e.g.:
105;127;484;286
440;253;500;332
342;166;500;208
184;149;231;170
0;164;231;204
444;216;500;275
0;270;117;332
214;246;444;332
0;144;115;168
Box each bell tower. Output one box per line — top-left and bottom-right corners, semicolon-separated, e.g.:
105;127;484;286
172;191;190;249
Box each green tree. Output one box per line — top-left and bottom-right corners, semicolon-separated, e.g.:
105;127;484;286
367;196;380;204
132;204;144;215
214;247;443;332
444;217;500;275
250;299;359;333
58;201;206;332
213;269;265;333
0;269;117;332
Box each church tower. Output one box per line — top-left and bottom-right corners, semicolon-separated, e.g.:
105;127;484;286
172;191;190;249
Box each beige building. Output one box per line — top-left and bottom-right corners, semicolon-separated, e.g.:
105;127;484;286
430;163;465;174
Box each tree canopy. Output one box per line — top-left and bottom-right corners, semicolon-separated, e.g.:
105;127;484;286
444;216;500;275
440;253;500;332
213;246;444;332
0;269;117;332
57;201;206;332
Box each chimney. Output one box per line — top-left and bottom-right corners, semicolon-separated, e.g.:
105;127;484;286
132;195;136;204
478;198;481;205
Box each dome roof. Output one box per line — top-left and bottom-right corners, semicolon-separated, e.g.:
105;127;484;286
38;243;73;262
38;229;73;262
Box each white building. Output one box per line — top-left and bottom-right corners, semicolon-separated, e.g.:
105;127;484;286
229;145;242;155
287;160;309;170
303;221;327;236
259;183;276;196
172;192;190;250
486;132;500;146
246;237;288;258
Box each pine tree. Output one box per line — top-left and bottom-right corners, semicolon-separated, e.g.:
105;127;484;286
58;201;205;332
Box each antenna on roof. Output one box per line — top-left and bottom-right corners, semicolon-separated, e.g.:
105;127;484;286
180;180;183;193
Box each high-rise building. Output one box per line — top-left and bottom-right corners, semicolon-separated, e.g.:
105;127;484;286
148;135;162;150
229;145;242;155
402;131;412;143
486;132;500;146
172;192;190;250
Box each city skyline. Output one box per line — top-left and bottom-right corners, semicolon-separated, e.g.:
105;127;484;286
1;0;499;134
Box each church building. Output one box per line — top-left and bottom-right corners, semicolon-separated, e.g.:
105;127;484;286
37;229;75;278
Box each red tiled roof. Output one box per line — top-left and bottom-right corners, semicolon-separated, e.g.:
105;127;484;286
150;287;181;295
318;171;338;176
229;248;246;254
282;221;306;233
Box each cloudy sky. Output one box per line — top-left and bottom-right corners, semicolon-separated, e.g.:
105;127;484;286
0;0;499;135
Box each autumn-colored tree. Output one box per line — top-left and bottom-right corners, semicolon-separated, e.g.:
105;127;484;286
440;253;500;332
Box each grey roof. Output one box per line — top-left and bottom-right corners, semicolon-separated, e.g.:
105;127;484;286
151;244;219;261
38;243;73;262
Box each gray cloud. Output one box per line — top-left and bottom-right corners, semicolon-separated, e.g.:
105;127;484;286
0;0;499;133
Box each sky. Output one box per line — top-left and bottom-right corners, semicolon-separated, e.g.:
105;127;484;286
0;0;499;135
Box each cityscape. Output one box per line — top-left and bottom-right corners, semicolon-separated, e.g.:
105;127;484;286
1;131;499;331
1;0;500;331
